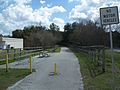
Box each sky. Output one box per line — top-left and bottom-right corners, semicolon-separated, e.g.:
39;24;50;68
0;0;120;35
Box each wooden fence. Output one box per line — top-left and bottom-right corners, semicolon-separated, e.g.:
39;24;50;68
69;42;106;77
0;48;42;61
0;46;56;62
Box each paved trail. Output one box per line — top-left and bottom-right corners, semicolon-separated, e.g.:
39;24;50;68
114;49;120;52
7;47;83;90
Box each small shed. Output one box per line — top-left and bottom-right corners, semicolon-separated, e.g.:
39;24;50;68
0;37;23;49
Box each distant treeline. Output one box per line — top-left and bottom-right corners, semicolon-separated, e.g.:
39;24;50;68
12;23;62;47
12;20;120;48
62;21;120;48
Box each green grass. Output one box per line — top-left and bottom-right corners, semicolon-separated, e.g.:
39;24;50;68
0;60;15;65
55;47;61;53
47;47;61;53
71;48;120;90
0;69;31;90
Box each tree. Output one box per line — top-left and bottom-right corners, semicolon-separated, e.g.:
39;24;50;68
12;29;23;38
12;24;62;47
64;20;107;46
113;31;120;48
0;34;3;37
49;23;60;31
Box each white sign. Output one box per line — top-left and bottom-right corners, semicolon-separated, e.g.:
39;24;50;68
100;6;119;25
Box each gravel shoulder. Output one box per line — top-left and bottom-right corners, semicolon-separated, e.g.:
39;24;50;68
6;47;83;90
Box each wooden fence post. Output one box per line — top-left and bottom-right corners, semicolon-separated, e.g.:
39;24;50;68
14;49;16;60
102;48;105;72
20;49;22;60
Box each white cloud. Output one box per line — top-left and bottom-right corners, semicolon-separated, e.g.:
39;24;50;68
0;29;3;34
40;0;45;4
69;0;120;21
53;18;65;25
0;0;66;35
33;6;66;25
68;0;79;3
2;4;33;21
69;5;88;20
53;17;65;31
14;0;32;4
50;6;66;13
0;13;4;22
47;4;52;7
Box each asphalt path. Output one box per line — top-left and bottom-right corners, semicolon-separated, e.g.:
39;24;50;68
6;47;83;90
114;49;120;52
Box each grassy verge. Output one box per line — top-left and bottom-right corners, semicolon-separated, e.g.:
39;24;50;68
0;56;31;65
47;47;61;53
0;60;15;65
0;69;31;90
71;48;120;90
55;47;61;53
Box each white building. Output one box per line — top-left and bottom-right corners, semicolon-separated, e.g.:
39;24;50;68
0;37;23;49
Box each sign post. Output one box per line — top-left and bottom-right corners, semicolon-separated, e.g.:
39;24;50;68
100;6;119;90
109;24;115;90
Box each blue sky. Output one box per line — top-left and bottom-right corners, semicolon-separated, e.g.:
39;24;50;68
0;0;120;35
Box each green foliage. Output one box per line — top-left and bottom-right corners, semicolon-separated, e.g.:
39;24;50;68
47;47;61;53
0;69;30;90
49;23;60;31
12;23;62;47
63;20;120;48
71;48;120;90
0;60;15;65
63;23;73;42
12;29;23;38
113;31;120;48
55;47;61;53
64;21;106;46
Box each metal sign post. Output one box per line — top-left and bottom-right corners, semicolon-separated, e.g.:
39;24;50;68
109;25;115;90
100;6;119;90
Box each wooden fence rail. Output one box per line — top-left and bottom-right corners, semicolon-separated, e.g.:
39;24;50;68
0;45;57;62
0;45;58;61
69;42;106;77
